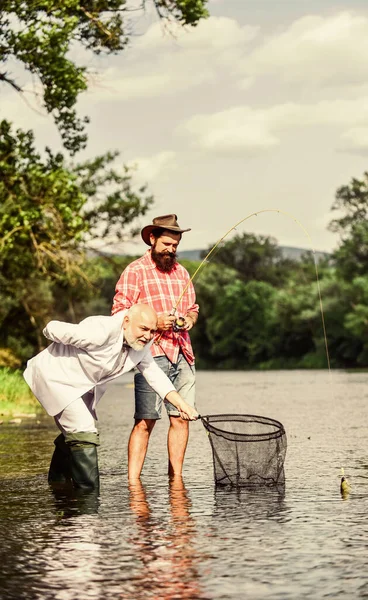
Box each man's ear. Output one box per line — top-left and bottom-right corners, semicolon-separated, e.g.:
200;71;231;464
122;315;129;329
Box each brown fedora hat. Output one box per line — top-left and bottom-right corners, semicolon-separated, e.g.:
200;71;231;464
141;214;191;246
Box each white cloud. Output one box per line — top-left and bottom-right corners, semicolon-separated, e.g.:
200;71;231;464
136;15;258;51
179;98;368;155
0;88;48;129
238;77;254;91
127;151;177;183
81;11;368;110
180;106;279;154
240;12;368;88
83;17;258;102
338;127;368;154
85;64;210;101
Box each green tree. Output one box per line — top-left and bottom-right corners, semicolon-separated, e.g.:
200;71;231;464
0;1;209;368
203;233;296;287
187;262;240;368
272;272;368;369
284;250;330;287
0;0;208;153
204;278;277;368
343;277;368;366
329;171;368;281
329;172;368;235
332;222;368;281
273;278;332;368
0;120;152;358
52;254;136;323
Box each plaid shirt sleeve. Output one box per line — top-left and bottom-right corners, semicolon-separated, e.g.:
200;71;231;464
183;279;199;315
111;267;141;314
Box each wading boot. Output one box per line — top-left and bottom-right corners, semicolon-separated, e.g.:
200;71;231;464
48;433;72;486
65;432;100;492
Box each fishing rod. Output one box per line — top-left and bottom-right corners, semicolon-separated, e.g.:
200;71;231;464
170;208;331;371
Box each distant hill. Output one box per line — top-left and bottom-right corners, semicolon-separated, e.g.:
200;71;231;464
178;246;330;262
89;244;330;263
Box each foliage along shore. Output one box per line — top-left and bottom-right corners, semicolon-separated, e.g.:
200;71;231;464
0;368;40;421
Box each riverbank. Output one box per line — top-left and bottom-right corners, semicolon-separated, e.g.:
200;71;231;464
0;368;40;422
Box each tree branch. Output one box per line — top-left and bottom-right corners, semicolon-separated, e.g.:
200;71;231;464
0;72;22;92
0;225;24;250
80;6;114;38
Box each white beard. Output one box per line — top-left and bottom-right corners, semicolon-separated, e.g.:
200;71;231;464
124;325;148;352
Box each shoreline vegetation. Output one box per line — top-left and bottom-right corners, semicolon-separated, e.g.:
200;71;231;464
0;368;40;422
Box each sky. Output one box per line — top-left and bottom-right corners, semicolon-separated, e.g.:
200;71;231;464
2;0;368;255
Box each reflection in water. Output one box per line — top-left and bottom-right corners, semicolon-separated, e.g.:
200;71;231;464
128;477;207;599
213;484;287;523
0;478;102;600
51;486;100;518
33;489;102;599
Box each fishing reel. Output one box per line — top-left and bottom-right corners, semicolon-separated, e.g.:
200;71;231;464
172;316;186;332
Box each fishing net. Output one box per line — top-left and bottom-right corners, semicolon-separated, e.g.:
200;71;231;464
201;414;287;487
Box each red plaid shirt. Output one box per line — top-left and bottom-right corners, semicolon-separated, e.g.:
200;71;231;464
112;250;199;365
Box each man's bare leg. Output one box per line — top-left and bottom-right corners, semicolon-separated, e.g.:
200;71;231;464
128;419;156;481
168;416;189;476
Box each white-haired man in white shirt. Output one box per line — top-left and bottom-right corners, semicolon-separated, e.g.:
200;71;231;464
24;303;198;491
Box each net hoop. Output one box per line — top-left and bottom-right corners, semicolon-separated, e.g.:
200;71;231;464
201;413;285;443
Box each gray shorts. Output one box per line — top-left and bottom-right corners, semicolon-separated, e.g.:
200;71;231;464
134;353;196;420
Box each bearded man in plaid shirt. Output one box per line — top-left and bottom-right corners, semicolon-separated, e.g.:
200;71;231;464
112;214;199;480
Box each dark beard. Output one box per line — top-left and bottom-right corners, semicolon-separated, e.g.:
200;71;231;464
151;247;177;273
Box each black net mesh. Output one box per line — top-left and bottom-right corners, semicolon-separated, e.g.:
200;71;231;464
201;414;287;487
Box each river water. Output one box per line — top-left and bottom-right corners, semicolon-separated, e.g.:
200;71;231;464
0;370;367;599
